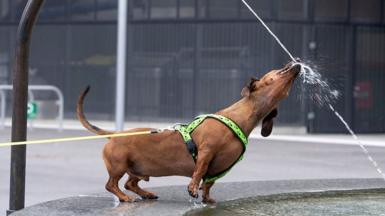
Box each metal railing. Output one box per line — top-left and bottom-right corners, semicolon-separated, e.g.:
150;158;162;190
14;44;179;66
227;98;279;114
0;85;64;130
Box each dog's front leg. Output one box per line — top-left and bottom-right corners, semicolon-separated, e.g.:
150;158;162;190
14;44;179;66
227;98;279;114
188;149;213;198
201;181;216;204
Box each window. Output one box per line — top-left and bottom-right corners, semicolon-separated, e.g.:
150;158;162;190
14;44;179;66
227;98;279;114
277;0;307;20
12;0;28;21
354;27;385;131
12;0;67;21
39;1;68;21
67;25;117;113
0;26;11;83
150;0;177;19
197;0;207;18
179;0;195;18
132;0;149;19
356;28;385;68
383;0;385;23
240;0;272;19
208;0;238;19
29;25;66;88
97;0;117;20
0;0;11;22
315;0;348;21
70;0;96;21
351;0;381;23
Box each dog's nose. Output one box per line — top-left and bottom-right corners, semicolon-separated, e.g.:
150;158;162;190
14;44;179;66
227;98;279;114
292;64;301;73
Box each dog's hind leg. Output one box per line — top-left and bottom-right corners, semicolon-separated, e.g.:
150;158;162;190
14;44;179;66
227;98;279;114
104;157;135;202
201;181;216;204
124;175;158;200
105;174;135;202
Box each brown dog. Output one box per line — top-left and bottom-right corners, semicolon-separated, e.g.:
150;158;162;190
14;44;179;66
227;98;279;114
77;61;300;203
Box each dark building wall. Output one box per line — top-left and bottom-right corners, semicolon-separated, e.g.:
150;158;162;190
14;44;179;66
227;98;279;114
0;0;384;132
0;0;118;120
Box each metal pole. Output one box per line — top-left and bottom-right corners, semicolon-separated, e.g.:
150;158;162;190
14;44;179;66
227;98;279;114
115;0;128;131
192;0;199;116
8;0;44;214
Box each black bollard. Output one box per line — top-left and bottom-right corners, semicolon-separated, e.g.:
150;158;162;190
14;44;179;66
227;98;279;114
7;0;45;215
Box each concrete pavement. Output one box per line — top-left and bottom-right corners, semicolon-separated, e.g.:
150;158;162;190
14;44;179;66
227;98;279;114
12;180;385;216
1;125;385;215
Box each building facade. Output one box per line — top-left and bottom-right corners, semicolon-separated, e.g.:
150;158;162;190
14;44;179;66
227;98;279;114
0;0;384;133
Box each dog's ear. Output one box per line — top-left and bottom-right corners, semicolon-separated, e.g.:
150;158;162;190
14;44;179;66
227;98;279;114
261;108;278;137
241;77;259;97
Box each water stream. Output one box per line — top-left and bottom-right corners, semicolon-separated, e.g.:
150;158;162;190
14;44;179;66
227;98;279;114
241;0;385;181
329;104;385;180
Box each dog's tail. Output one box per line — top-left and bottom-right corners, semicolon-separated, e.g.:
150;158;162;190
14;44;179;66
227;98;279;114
77;86;114;136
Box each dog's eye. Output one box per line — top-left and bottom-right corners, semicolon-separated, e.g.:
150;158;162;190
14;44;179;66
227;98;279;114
266;78;274;84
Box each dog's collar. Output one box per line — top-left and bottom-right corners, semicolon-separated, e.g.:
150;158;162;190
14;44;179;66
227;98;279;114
175;114;248;183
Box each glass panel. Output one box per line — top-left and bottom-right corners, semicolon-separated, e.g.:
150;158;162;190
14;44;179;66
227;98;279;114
198;0;207;18
0;0;11;22
29;25;66;97
12;0;27;21
39;1;68;21
179;0;195;18
277;0;306;20
132;0;149;19
127;24;195;118
310;25;351;132
208;0;238;19
0;26;11;84
383;1;385;23
97;0;117;20
315;0;348;21
354;27;385;132
197;23;244;113
351;0;381;22
70;0;96;21
67;25;116;116
240;0;272;19
150;0;177;19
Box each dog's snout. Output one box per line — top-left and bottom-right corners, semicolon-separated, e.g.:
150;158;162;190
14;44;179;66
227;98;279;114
290;64;301;76
286;58;301;68
279;61;301;75
292;64;301;71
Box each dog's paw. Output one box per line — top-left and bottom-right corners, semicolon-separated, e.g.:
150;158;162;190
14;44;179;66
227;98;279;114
141;192;159;200
119;195;135;202
187;183;199;198
202;197;216;204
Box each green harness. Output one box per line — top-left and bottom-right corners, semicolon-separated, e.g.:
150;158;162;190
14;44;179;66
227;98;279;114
175;114;248;183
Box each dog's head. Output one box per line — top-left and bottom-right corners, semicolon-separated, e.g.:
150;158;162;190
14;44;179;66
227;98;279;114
241;60;301;137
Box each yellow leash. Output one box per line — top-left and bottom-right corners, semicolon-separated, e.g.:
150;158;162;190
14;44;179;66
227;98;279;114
0;130;159;148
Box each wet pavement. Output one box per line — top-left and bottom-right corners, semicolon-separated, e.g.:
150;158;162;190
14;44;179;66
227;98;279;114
11;179;385;216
